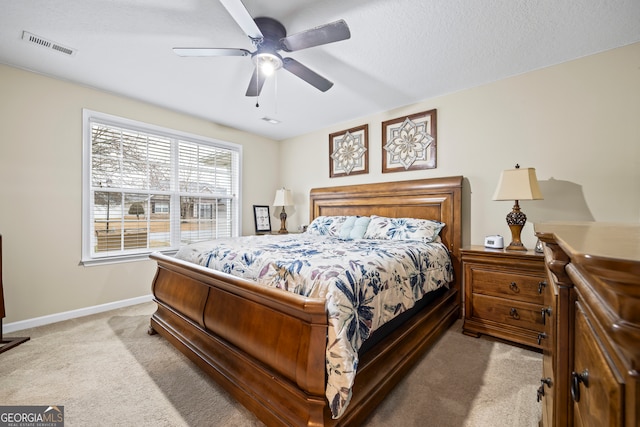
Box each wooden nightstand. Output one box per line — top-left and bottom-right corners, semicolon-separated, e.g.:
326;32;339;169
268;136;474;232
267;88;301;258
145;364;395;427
461;245;547;349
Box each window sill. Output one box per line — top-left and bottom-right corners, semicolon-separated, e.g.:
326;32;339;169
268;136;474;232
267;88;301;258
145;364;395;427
80;249;178;266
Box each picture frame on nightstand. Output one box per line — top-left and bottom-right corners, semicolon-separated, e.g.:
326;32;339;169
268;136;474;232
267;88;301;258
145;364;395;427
253;205;271;234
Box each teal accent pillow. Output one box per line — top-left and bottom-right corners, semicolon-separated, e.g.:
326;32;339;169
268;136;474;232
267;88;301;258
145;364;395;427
339;216;357;239
350;216;371;239
339;216;371;239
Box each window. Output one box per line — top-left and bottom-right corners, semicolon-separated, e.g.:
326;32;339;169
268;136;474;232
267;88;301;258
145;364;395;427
82;110;241;265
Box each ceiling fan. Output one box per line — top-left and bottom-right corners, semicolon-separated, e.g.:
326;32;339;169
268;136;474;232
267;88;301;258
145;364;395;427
173;0;351;97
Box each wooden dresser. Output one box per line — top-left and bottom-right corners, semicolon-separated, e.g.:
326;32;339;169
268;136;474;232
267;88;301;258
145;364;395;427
535;222;640;427
461;246;547;349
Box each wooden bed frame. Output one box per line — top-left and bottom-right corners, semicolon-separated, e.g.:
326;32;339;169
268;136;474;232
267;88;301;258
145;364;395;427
148;176;463;426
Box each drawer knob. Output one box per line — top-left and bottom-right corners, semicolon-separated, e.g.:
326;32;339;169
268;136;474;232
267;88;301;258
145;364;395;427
571;369;589;402
509;307;520;320
509;282;520;293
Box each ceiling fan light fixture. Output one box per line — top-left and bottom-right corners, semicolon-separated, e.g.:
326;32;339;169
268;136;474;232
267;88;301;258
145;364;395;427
254;52;282;76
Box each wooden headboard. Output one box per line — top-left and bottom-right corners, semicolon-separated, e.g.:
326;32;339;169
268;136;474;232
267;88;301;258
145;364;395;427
309;176;463;259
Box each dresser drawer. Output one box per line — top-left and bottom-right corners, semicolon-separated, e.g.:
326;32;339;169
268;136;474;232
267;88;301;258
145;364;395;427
468;268;544;305
471;293;544;332
573;301;623;427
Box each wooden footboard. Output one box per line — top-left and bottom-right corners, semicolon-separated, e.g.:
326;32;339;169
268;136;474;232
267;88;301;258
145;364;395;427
150;254;330;425
149;176;463;426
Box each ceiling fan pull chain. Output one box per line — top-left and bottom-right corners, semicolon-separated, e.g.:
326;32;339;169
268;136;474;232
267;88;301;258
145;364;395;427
256;69;260;108
274;72;278;115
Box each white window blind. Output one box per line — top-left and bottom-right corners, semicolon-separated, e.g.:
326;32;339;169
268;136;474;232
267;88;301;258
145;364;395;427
82;109;241;264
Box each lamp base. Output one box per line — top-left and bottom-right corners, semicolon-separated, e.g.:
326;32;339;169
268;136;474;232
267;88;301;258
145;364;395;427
278;208;288;234
506;224;527;251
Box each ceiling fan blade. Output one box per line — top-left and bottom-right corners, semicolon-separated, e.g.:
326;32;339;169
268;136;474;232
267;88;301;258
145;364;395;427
219;0;263;41
280;19;350;52
173;48;250;57
245;67;266;97
282;58;333;92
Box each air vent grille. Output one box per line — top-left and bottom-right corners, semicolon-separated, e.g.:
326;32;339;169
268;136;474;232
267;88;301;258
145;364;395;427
22;31;76;56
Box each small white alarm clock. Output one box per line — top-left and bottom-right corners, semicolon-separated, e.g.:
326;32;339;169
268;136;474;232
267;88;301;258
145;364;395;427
484;235;504;249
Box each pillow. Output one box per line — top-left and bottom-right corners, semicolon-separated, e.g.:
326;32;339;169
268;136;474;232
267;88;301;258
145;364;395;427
338;216;357;239
306;216;348;237
363;215;445;242
350;216;371;239
339;216;371;240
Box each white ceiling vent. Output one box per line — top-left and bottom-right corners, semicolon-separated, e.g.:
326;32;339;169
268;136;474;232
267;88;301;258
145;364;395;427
22;31;76;56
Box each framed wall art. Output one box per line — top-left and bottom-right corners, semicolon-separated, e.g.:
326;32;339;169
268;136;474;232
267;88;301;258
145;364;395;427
382;109;437;173
253;205;271;234
329;124;368;178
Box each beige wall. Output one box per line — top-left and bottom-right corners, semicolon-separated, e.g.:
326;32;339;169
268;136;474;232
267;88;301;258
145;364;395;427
0;64;280;323
280;42;640;248
2;42;639;325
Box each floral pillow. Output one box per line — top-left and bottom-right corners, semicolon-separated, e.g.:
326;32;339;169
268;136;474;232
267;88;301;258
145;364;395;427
306;216;349;237
363;215;445;242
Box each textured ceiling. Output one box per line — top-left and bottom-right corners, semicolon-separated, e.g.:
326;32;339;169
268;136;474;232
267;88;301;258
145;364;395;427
2;0;639;140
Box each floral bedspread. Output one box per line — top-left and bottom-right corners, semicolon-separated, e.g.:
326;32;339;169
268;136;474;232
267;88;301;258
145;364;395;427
174;233;453;418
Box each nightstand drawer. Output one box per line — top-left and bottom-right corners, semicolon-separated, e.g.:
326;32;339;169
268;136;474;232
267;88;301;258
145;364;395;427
468;268;544;305
471;294;544;332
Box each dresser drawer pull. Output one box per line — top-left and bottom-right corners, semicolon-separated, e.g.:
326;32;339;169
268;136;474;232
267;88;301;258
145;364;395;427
509;282;520;293
509;307;520;320
541;307;552;325
571;369;589;402
537;332;547;345
537;377;552;401
538;281;547;294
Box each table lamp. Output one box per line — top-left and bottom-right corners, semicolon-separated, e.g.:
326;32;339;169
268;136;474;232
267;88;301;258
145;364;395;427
492;164;543;251
273;188;293;234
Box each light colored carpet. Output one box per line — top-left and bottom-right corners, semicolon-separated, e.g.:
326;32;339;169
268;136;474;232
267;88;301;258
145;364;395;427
1;302;542;426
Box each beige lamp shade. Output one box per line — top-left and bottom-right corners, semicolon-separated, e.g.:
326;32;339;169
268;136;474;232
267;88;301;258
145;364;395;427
273;188;294;207
493;167;543;201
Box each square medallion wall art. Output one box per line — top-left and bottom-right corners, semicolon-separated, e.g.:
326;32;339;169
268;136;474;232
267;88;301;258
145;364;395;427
382;109;437;173
329;124;369;178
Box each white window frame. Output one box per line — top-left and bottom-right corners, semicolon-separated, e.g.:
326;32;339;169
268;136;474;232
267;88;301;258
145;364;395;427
81;109;242;265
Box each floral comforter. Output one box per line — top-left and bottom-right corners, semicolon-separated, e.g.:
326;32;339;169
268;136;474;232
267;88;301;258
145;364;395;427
174;233;454;418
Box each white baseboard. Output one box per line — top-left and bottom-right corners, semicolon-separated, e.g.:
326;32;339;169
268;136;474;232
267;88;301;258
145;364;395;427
2;294;154;334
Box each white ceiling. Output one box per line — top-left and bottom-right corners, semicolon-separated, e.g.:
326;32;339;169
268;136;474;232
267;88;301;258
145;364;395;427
2;0;639;141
